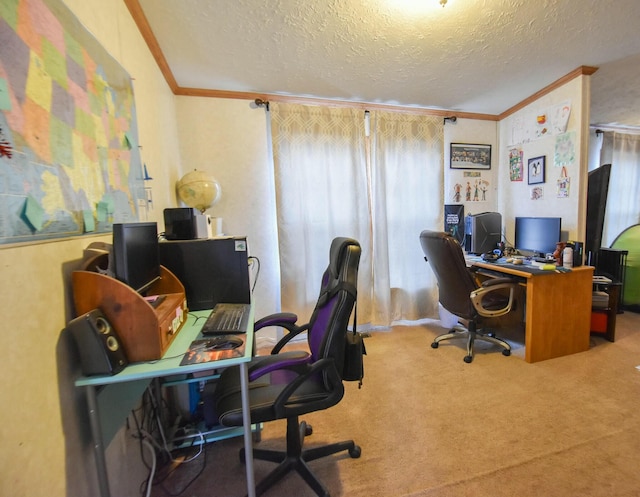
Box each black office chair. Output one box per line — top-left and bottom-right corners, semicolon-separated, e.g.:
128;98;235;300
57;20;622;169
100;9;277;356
419;230;517;363
214;237;362;497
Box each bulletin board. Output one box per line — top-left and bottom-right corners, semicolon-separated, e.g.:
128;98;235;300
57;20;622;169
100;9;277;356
0;0;144;245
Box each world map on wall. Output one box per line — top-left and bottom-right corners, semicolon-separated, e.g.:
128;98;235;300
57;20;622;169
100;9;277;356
0;0;144;245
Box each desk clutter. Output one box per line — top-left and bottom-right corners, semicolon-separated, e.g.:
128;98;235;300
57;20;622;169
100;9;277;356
68;221;253;375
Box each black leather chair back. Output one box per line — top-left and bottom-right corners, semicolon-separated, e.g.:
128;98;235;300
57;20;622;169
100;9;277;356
307;237;361;385
419;230;478;320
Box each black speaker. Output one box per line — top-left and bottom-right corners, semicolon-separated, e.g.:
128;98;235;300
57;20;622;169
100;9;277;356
67;309;128;376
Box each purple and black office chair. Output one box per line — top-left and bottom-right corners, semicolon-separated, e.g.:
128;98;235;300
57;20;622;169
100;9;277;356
420;230;516;363
214;237;362;497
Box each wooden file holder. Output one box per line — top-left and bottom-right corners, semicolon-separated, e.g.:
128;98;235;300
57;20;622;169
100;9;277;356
72;266;187;362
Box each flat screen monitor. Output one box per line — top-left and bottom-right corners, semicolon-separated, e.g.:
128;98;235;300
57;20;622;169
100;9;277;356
514;217;562;257
112;222;161;294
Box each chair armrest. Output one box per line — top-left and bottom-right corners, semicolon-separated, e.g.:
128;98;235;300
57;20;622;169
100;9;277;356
470;281;518;317
254;312;298;330
253;312;310;354
272;357;344;419
247;350;311;382
271;323;310;354
481;277;515;287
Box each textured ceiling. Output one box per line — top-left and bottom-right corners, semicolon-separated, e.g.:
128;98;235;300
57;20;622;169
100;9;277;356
136;0;640;128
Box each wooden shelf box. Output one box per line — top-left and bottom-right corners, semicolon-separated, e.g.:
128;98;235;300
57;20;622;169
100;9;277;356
72;266;187;362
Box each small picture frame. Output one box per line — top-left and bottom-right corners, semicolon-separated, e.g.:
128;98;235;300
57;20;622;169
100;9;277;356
528;156;545;185
450;143;491;170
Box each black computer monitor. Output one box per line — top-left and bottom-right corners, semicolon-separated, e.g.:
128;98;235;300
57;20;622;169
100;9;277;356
514;217;562;257
112;222;161;294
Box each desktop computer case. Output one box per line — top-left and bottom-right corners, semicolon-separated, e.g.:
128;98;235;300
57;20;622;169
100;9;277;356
158;237;251;311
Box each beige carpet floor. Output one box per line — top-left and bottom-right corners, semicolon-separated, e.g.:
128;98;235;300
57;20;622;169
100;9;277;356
151;311;640;497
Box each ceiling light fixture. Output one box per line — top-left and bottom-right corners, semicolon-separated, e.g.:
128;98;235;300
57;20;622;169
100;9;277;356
440;0;447;6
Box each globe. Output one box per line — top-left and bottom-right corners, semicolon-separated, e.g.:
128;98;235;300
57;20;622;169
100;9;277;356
176;170;221;213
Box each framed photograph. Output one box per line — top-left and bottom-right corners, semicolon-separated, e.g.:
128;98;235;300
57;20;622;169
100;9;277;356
528;156;545;185
450;143;491;170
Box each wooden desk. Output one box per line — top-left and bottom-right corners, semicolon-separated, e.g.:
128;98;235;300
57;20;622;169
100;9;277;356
75;306;256;497
473;262;594;363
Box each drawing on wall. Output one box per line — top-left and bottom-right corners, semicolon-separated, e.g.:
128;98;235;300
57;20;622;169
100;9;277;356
554;131;576;168
557;166;570;198
507;101;571;146
0;0;145;245
551;101;571;135
452;171;490;203
509;147;523;181
451;172;491;203
452;182;463;203
530;186;544;200
463;178;490;202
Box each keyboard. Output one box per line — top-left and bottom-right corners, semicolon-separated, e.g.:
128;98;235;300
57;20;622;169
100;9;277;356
201;303;251;335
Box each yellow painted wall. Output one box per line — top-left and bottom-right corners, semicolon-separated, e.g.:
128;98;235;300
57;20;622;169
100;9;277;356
0;0;181;495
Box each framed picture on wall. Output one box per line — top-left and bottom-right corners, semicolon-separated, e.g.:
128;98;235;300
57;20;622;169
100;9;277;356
450;143;491;170
528;156;545;184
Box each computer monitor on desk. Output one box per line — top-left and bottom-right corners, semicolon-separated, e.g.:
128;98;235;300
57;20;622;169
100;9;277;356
112;222;161;294
514;217;561;258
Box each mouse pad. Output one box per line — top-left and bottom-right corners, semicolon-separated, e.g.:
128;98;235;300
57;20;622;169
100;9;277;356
180;336;246;365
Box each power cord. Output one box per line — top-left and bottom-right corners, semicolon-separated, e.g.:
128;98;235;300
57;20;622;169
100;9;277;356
130;385;207;496
248;256;260;292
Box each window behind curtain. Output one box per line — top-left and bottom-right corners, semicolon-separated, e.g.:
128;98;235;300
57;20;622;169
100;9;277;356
600;132;640;245
270;103;443;329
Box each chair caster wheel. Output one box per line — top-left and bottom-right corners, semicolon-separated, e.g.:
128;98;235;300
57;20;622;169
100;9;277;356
502;349;511;356
463;355;473;363
349;445;362;458
431;342;439;349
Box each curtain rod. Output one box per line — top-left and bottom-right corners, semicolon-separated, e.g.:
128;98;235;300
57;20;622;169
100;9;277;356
254;98;269;111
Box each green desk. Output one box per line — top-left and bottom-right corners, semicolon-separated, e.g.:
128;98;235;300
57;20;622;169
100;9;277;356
75;306;256;497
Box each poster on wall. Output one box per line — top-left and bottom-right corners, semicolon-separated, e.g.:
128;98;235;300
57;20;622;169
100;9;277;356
444;204;465;244
509;148;523;181
0;0;145;245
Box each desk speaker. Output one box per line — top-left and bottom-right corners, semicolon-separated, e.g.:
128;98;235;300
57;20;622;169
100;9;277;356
67;309;128;376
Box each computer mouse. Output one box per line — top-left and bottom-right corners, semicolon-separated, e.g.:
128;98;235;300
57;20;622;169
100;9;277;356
204;336;243;350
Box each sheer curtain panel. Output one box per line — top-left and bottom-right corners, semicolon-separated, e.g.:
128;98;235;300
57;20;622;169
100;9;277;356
600;131;640;245
270;103;373;322
270;103;443;329
370;111;443;325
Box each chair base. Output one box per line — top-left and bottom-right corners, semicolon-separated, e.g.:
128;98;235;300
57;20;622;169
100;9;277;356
431;323;511;363
240;416;361;497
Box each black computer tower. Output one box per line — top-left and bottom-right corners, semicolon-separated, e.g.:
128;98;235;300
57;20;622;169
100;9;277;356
158;237;251;311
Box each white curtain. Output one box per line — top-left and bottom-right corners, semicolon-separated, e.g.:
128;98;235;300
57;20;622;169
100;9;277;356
270;103;373;322
270;103;443;329
369;111;442;324
600;132;640;246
